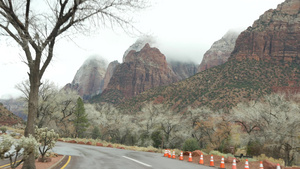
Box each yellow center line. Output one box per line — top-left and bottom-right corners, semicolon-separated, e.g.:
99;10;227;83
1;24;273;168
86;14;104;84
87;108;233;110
60;156;71;169
0;160;21;168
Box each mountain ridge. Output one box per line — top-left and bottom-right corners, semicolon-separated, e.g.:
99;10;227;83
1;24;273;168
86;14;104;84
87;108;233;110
95;0;300;112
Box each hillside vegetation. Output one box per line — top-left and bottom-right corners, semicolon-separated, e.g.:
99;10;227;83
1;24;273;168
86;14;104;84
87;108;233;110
0;103;23;126
106;59;300;112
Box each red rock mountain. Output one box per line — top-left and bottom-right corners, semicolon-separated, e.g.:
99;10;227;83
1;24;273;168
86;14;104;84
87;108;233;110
0;103;23;126
64;57;107;100
198;30;240;72
103;60;120;90
122;36;156;62
96;43;179;103
124;37;197;81
112;0;300;112
230;0;300;64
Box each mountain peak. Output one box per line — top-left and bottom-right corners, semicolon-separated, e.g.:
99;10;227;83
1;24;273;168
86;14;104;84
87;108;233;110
230;0;300;64
143;43;151;49
95;44;179;103
64;56;107;100
122;36;156;62
198;30;241;72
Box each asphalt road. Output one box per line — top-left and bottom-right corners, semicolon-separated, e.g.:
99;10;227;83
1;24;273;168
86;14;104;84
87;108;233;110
52;142;212;169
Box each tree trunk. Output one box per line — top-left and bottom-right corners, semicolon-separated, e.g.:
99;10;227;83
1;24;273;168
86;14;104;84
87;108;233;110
22;61;40;169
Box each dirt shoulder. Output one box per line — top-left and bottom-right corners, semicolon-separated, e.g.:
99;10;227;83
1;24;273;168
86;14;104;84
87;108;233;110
14;155;65;169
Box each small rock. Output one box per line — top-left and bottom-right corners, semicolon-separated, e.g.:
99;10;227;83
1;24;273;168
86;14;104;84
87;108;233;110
192;150;203;156
67;140;77;143
96;143;103;146
225;157;240;163
77;141;85;144
263;160;277;169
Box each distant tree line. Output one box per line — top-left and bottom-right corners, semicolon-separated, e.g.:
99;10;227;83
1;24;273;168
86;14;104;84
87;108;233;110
85;93;299;166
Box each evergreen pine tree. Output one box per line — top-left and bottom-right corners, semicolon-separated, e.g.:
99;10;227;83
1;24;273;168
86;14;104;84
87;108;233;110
91;126;101;139
73;97;89;138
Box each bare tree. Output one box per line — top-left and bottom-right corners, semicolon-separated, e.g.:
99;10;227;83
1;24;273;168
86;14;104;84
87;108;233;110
229;93;300;166
0;1;148;168
16;80;80;130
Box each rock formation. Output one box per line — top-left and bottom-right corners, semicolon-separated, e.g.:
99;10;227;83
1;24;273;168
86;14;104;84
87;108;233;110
114;0;300;112
198;30;240;72
100;43;179;103
103;60;120;90
0;103;23;126
65;57;107;100
168;60;198;80
230;0;300;64
122;36;156;62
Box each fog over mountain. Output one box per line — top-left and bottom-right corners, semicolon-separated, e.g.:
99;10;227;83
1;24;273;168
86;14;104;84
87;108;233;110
0;0;285;98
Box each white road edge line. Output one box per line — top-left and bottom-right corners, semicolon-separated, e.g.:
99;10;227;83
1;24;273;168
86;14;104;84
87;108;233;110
122;156;152;167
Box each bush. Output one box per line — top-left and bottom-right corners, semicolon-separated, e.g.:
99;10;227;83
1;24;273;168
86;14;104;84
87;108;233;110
0;126;7;133
91;127;101;139
254;154;284;166
0;135;39;169
182;138;199;151
151;130;162;148
247;140;263;156
209;150;234;158
35;126;59;161
10;132;16;137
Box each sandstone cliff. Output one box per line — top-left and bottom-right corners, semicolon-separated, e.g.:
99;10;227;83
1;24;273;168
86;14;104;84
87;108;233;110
103;60;120;90
115;0;300;112
65;57;107;100
198;30;240;72
168;61;198;80
123;36;156;62
230;0;300;64
0;103;23;126
98;43;179;103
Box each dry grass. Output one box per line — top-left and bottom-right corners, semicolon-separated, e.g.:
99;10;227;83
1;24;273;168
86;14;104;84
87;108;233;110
60;137;160;153
254;154;285;166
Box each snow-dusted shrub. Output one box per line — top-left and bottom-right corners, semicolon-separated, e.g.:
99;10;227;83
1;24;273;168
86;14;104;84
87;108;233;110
35;126;59;161
0;134;39;169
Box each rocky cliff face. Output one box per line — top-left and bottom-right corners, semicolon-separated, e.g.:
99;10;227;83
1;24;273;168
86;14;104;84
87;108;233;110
99;43;179;103
123;36;156;62
0;103;23;126
230;0;300;64
115;0;300;112
198;30;240;72
168;61;198;80
103;60;120;90
65;57;107;100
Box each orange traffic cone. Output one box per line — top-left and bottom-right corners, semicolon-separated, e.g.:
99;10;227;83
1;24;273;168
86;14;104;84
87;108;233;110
220;156;225;169
199;153;204;164
168;150;171;158
232;158;237;169
245;159;249;169
259;161;264;169
276;164;281;169
179;151;183;160
188;152;193;162
164;149;168;157
172;150;176;159
210;155;215;167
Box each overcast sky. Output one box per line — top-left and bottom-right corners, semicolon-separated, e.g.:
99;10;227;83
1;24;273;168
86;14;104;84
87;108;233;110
0;0;284;99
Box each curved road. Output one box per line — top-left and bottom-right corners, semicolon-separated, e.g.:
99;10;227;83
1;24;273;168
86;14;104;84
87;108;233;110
52;142;212;169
